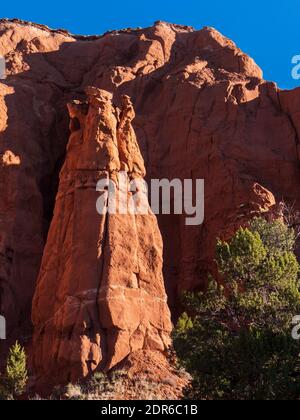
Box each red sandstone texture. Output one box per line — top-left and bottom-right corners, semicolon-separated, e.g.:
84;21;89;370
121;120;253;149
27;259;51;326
32;87;171;387
0;19;300;386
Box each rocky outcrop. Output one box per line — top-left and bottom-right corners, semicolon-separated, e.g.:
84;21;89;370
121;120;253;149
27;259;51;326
0;19;300;370
31;87;172;387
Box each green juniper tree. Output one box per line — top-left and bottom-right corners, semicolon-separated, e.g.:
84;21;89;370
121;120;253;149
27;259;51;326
0;341;28;399
174;218;300;400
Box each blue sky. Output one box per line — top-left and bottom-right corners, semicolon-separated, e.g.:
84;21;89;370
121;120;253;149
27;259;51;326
1;0;299;89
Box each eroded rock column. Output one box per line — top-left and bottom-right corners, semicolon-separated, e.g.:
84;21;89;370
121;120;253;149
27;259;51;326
32;88;172;387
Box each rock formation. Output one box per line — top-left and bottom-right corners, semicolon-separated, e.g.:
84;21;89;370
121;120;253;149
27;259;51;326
117;94;146;179
31;87;172;387
0;19;300;383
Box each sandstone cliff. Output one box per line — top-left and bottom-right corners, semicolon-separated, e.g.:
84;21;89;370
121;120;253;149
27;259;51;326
0;19;300;383
32;87;171;387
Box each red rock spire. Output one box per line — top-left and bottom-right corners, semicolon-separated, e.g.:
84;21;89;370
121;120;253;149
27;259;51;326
32;88;172;388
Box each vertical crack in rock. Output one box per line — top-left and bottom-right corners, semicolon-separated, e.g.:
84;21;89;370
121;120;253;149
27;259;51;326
31;87;172;389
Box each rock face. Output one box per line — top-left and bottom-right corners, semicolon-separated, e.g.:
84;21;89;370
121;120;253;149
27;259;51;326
32;87;171;386
1;19;300;378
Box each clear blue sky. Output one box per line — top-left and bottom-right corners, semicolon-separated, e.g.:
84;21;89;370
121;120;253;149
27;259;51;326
1;0;299;89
